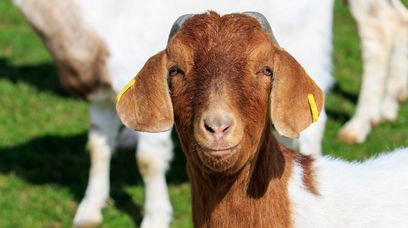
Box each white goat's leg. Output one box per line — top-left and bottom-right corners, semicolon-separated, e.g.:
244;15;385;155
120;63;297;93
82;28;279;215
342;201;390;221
73;100;121;227
299;109;327;156
380;32;408;121
338;21;391;144
137;131;173;228
117;127;139;150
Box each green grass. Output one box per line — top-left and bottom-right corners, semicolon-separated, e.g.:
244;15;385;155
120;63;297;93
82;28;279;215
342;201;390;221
0;0;407;227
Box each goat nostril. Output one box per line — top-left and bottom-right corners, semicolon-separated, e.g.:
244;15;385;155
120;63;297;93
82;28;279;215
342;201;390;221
203;115;234;137
204;123;215;133
223;126;230;133
203;120;232;135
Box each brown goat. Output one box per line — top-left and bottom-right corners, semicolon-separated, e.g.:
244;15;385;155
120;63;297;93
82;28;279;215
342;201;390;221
117;12;324;227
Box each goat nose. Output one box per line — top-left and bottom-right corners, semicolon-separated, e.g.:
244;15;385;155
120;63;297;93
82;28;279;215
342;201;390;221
203;114;233;139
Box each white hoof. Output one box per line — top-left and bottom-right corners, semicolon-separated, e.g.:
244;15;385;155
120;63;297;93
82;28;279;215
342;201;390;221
73;200;103;228
140;203;172;228
381;99;399;122
338;118;371;144
397;90;407;102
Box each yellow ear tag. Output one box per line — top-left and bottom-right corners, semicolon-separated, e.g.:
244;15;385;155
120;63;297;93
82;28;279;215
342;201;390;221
307;94;319;123
116;79;136;102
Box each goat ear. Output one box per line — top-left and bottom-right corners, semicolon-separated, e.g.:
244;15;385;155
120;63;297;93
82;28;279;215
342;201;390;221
116;51;174;132
270;49;324;139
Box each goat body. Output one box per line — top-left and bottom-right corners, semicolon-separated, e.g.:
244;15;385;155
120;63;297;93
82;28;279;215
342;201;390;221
117;12;408;227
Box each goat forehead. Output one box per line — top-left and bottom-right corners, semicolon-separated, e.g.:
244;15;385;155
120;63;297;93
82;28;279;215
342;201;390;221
177;12;265;56
197;30;258;56
194;49;246;77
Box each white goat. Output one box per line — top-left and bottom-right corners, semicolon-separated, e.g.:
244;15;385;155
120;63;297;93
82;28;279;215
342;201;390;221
339;0;408;143
14;0;334;227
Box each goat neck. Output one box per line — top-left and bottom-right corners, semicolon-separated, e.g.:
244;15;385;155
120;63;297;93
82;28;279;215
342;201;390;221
188;123;294;228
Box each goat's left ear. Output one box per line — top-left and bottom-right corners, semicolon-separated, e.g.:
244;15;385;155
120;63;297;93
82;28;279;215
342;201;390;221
270;48;324;139
116;51;174;132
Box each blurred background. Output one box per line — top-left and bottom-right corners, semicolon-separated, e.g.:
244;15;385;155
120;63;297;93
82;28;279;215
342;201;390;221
0;0;407;227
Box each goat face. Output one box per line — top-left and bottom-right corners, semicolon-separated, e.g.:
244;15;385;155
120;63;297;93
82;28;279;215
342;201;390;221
117;12;324;174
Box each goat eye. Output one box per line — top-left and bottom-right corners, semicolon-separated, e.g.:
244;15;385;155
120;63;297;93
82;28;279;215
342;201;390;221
169;66;183;77
257;66;273;77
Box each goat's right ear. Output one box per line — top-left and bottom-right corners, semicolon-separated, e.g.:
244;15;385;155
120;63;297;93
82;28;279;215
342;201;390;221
116;51;174;132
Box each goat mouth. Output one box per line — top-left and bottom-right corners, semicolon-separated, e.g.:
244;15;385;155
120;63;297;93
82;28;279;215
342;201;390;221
196;143;241;173
204;145;238;158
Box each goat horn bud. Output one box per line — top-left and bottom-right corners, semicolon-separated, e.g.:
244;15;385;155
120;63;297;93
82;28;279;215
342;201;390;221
168;14;194;42
243;11;279;45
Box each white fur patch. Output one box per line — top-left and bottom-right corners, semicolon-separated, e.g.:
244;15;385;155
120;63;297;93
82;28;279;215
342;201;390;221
290;148;408;227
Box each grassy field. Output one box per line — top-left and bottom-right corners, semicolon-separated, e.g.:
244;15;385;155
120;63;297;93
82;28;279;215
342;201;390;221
1;0;407;227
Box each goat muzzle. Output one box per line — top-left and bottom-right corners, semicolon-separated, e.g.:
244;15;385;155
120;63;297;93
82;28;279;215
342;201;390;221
194;109;243;157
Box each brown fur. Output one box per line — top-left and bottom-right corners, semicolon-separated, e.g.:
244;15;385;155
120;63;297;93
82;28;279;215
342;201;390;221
16;0;111;98
270;50;324;138
116;51;174;132
189;127;295;228
116;12;324;227
294;152;319;195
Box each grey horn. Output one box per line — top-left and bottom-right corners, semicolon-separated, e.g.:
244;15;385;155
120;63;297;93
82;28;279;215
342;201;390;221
243;11;278;45
168;14;194;42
